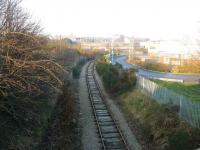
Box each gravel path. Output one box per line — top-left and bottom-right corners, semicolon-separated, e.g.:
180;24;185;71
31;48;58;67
79;62;101;150
94;65;142;150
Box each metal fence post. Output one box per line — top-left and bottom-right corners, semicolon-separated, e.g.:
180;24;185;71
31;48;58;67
179;95;182;117
138;76;200;129
164;88;167;103
142;76;144;89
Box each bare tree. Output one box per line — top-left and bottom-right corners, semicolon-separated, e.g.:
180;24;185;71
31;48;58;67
0;1;67;147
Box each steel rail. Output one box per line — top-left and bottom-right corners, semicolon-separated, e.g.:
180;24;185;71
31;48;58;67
85;61;130;150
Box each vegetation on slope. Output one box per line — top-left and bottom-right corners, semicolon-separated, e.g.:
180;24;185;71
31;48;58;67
120;89;200;150
72;58;88;79
96;56;200;150
0;0;81;148
40;80;80;150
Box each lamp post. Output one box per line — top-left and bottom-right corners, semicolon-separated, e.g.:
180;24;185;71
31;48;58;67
111;39;114;64
109;38;114;64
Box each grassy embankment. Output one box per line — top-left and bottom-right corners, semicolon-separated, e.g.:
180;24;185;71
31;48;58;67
96;57;200;150
38;49;82;150
153;80;200;102
40;80;80;150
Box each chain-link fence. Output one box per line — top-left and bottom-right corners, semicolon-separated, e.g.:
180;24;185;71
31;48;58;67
137;75;200;128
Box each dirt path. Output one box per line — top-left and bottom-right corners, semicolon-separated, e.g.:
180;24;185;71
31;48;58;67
79;62;101;150
94;65;142;150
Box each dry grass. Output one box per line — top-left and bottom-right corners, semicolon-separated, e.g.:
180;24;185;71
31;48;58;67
119;88;200;150
40;81;80;150
0;0;69;148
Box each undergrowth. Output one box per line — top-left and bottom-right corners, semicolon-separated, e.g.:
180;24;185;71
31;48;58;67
39;80;80;150
120;89;200;150
72;58;88;79
96;57;136;95
96;56;200;150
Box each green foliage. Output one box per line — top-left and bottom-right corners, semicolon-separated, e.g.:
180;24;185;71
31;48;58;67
168;130;192;150
119;69;137;92
96;57;137;95
72;58;88;78
0;83;56;149
96;62;119;92
120;89;200;150
39;81;79;150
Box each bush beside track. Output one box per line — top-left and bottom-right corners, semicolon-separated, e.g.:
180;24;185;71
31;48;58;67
72;58;88;79
96;57;136;95
96;56;200;150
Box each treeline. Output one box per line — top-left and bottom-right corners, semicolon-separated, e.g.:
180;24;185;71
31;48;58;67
128;57;171;72
172;59;200;74
129;57;200;74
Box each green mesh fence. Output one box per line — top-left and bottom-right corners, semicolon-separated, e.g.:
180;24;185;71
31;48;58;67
137;75;200;128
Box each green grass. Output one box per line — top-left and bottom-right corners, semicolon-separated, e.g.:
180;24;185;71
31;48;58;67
153;80;200;102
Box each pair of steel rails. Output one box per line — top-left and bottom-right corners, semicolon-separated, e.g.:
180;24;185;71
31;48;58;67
86;61;130;150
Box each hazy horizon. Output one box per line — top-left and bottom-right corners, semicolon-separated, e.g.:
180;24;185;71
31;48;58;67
21;0;200;40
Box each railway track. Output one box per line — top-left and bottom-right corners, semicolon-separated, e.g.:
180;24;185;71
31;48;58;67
86;61;130;150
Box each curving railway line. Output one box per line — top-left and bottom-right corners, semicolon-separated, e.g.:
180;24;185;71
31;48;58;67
86;61;130;150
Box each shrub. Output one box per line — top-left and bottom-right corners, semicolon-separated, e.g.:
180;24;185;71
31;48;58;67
96;62;119;92
168;130;191;150
119;69;137;91
128;58;171;72
120;89;200;150
172;60;200;74
143;61;171;72
72;58;87;78
96;57;137;95
0;0;67;148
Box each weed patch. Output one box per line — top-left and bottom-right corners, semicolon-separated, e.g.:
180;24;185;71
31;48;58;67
120;89;200;150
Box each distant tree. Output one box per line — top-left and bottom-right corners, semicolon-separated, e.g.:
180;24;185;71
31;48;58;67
172;59;200;74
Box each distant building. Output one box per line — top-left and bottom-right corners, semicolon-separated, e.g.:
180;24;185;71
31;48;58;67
75;37;110;43
143;40;197;66
74;37;111;51
146;40;161;56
